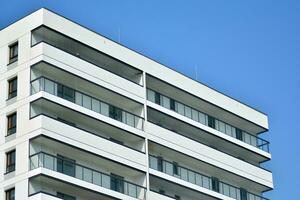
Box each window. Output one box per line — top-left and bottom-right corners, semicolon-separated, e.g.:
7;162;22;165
8;77;17;99
110;174;124;193
57;155;75;177
157;156;163;172
5;188;15;200
57;84;75;102
208;116;215;128
6;150;16;173
236;128;243;141
173;162;179;176
109;106;122;122
9;42;18;64
7;113;17;135
212;177;220;192
57;192;76;200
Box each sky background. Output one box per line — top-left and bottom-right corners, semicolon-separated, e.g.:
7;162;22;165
1;0;299;199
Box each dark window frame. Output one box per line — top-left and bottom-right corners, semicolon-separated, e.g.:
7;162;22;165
8;42;18;64
7;112;17;136
7;77;18;100
6;150;16;174
5;187;15;200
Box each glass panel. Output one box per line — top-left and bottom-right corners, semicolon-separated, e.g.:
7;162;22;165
102;174;111;189
162;96;170;109
93;171;101;186
176;102;185;115
100;102;109;117
126;113;135;127
218;120;226;133
165;162;173;175
82;94;91;109
184;106;192;118
31;79;40;94
199;112;207;125
195;174;202;187
192;109;199;122
75;92;82;106
225;124;232;136
147;89;155;102
223;183;230;196
75;165;83;180
149;156;158;170
83;168;93;183
44;79;55;94
43;154;54;170
244;132;251;144
91;98;100;113
128;183;137;198
180;168;188;181
188;170;196;184
30;155;39;169
202;176;210;189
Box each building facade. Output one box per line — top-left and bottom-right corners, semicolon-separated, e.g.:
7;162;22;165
0;8;273;200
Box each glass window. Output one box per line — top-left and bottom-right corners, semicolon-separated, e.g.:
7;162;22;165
126;113;135;127
176;102;185;115
184;106;192;119
110;174;124;193
102;174;111;189
149;156;158;170
6;150;16;173
147;89;155;102
180;168;188;181
82;94;91;109
100;102;109;117
188;170;196;184
83;168;93;183
9;42;18;64
208;116;215;128
154;92;161;104
75;92;82;106
93;171;101;186
173;162;179;176
165;162;173;175
7;113;17;135
57;155;75;177
199;112;207;125
218;120;226;133
5;188;15;200
191;109;199;122
162;96;170;109
109;106;122;122
44;79;55;94
8;77;17;99
170;99;176;110
91;99;100;113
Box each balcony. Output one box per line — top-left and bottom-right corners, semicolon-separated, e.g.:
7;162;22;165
30;152;146;199
29;175;120;200
149;155;268;200
31;76;143;130
147;89;269;153
31;25;143;85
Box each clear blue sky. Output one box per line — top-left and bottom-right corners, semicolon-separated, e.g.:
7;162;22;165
1;1;299;199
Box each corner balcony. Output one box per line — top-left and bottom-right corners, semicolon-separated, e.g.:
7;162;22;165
31;76;144;130
31;25;143;85
29;175;121;200
29;152;146;200
149;155;269;200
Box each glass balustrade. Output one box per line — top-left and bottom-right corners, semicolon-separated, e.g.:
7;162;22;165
31;76;143;130
30;152;146;199
149;155;268;200
147;89;269;152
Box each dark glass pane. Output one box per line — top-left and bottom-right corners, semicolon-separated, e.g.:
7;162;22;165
212;177;219;192
208;116;215;128
157;157;163;172
111;174;124;193
155;92;160;104
236;129;243;141
170;99;176;110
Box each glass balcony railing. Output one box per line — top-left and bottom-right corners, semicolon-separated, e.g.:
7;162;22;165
30;76;144;130
147;89;269;152
149;155;269;200
30;152;146;200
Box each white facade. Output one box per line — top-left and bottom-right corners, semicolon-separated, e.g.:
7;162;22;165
0;8;273;200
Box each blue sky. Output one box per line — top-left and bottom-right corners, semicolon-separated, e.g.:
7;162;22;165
1;0;299;199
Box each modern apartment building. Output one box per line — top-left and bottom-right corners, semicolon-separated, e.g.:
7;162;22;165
0;8;273;200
